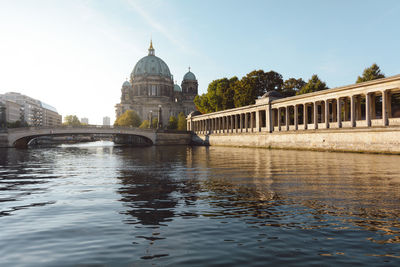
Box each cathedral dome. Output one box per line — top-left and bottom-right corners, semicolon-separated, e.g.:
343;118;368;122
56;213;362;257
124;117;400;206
174;83;182;92
122;80;131;87
183;69;196;81
131;41;172;79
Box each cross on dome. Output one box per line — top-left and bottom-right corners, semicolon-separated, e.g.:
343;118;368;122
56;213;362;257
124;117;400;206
148;39;155;56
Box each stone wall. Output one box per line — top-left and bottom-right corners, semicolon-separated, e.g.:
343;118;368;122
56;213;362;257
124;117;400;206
0;133;8;147
156;131;192;145
192;127;400;154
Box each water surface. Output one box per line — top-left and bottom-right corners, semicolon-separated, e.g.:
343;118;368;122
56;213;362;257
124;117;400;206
1;143;400;266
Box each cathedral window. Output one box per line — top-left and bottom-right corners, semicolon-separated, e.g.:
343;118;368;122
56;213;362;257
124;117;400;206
151;85;156;96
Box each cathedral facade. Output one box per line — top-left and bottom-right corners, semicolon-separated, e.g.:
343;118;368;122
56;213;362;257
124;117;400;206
115;41;198;126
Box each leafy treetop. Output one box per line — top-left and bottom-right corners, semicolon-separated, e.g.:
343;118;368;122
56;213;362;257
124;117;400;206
356;63;385;83
114;110;141;127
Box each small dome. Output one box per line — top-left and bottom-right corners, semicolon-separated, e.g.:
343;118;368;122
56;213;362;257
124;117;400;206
183;70;196;81
262;90;282;98
174;84;182;92
122;80;131;88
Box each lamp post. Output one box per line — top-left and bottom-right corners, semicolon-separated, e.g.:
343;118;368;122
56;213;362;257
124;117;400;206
149;110;153;128
157;105;162;129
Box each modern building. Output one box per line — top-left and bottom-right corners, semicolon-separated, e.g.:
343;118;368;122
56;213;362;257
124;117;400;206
115;41;198;126
103;116;110;126
0;92;61;126
81;117;89;125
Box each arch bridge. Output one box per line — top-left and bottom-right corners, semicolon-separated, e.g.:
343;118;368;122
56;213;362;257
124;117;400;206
5;126;157;148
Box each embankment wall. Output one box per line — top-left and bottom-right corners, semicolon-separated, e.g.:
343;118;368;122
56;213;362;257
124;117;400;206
192;127;400;154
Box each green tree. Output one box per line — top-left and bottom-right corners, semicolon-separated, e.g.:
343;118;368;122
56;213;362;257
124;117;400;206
167;115;178;129
356;63;385;83
297;75;329;95
177;112;187;131
114;110;141;127
234;70;283;107
63;115;81;126
139;120;150;128
194;77;238;113
281;78;306;97
152;117;158;128
194;94;213;114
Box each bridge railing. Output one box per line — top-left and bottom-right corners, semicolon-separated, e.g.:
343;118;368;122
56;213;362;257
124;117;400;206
5;125;159;133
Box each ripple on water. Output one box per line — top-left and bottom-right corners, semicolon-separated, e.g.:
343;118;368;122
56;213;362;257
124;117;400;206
1;146;400;266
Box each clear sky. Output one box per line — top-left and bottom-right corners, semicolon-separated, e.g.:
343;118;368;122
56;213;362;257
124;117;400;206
1;0;399;124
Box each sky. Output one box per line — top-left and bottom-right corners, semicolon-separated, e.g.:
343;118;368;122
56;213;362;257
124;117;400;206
1;0;400;124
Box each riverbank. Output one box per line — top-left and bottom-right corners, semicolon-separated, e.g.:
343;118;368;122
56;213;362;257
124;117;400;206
191;126;400;154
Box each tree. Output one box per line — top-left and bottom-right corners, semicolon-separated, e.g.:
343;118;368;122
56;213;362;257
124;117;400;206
139;120;150;128
297;75;329;95
114;110;141;127
167;115;178;129
63;115;81;126
152;117;158;128
234;70;283;107
281;78;306;97
194;94;213;114
194;77;238;113
177;112;187;131
356;63;385;83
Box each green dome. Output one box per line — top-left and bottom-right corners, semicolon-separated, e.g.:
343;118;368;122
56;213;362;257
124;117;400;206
131;55;171;79
183;70;196;81
122;80;131;88
174;84;182;92
131;42;172;79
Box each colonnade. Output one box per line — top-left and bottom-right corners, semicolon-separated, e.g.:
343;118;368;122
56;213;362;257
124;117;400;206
188;76;400;134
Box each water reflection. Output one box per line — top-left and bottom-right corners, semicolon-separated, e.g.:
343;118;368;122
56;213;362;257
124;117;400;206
186;147;400;244
0;148;58;216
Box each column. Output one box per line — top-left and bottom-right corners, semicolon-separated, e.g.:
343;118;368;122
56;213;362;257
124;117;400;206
250;112;254;132
266;107;272;133
230;115;234;133
244;113;248;132
382;90;388;126
325;100;329;128
337;98;342;128
350;95;355;127
294;105;298;130
240;113;243;133
285;106;289;131
313;102;318;129
304;104;308;129
235;115;238;133
366;93;371;127
256;110;260;132
277;108;281;131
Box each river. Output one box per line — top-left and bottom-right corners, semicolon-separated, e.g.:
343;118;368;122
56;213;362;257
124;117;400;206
1;142;400;266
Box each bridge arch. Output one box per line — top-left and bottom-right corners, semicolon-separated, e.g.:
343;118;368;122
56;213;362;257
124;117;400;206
7;127;157;148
